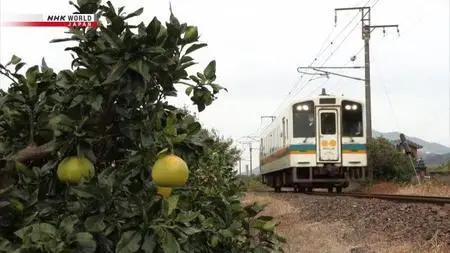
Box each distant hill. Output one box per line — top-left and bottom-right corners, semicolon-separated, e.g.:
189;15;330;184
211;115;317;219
372;130;450;155
420;153;450;166
372;130;450;166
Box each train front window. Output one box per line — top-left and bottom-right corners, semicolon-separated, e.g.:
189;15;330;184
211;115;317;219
292;101;315;138
342;100;363;137
320;112;336;135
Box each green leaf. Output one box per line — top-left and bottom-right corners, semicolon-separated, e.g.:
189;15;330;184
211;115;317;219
77;142;97;163
116;230;142;253
210;83;227;94
60;215;79;235
88;94;103;111
141;233;157;253
160;229;180;253
147;17;162;39
128;60;151;82
187;122;201;134
180;56;194;64
185;43;207;55
100;26;123;49
74;232;97;253
70;186;96;199
142;47;165;54
210;235;219;247
168;4;180;27
181;226;201;235
84;215;106;233
175;211;198;223
103;61;128;84
203;60;216;80
189;75;201;84
118;6;125;14
181;61;196;70
6;55;21;66
185;86;194;96
41;57;51;73
172;133;187;144
50;37;78;43
261;220;276;232
14;62;26;73
14;223;57;241
123;7;143;20
164;113;177;136
69;95;85;108
25;65;39;85
183;26;198;43
164;194;179;216
0;237;14;252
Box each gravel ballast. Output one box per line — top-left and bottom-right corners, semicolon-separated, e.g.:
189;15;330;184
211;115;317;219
244;192;450;252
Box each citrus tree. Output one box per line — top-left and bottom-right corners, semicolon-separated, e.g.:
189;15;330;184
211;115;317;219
0;1;285;252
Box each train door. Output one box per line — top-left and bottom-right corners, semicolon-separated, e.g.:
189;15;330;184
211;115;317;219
316;108;341;162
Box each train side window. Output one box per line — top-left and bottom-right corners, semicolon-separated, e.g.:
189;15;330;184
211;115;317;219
342;100;363;137
320;113;336;135
286;119;289;140
292;101;315;138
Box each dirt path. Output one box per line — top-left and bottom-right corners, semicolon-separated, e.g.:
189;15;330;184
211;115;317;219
242;192;450;253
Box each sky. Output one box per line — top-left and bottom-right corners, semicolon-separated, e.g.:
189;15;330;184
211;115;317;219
0;0;449;172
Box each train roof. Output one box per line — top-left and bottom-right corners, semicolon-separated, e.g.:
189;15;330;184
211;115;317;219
288;88;365;107
259;89;364;137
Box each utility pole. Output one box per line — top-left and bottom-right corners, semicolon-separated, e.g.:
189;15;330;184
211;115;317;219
335;6;399;181
249;142;253;176
239;159;242;175
240;140;257;176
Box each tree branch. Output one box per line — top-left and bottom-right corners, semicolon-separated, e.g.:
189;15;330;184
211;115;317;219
13;140;56;163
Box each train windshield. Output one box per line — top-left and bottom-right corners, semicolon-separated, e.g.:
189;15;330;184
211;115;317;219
292;101;315;138
342;100;363;137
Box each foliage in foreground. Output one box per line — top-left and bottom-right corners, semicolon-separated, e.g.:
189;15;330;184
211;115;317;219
368;137;414;182
0;1;285;252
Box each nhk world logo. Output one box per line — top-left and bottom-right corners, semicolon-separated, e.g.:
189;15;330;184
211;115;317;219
1;14;99;27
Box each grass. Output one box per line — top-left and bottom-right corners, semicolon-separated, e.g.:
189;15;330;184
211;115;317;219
365;176;450;197
240;175;271;192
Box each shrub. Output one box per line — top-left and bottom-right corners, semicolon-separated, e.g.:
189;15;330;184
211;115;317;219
368;137;415;182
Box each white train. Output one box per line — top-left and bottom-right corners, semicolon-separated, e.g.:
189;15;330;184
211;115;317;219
259;89;367;193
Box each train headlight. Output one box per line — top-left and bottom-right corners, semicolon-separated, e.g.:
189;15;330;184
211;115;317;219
345;105;351;110
296;105;303;111
351;104;358;110
302;105;309;111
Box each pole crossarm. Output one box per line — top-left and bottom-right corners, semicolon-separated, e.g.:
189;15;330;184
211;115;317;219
296;66;366;82
299;66;365;69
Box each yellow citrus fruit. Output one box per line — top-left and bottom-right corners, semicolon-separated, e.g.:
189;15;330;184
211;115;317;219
57;156;95;184
151;154;189;187
156;186;172;198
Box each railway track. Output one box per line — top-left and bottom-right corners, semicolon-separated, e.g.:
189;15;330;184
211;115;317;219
251;189;450;205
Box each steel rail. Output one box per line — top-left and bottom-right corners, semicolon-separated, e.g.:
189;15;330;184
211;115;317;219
249;190;450;205
303;191;450;205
